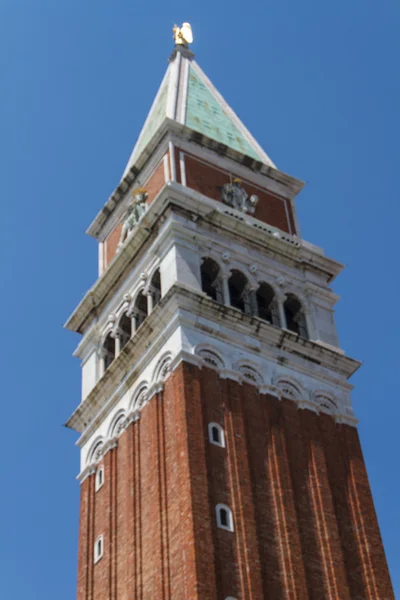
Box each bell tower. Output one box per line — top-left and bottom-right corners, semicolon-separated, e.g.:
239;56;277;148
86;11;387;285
66;25;394;600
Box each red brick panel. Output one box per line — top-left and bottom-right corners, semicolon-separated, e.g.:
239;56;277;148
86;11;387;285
92;452;112;600
184;153;295;234
226;381;264;599
116;426;134;598
104;158;166;268
77;476;93;600
76;362;393;599
342;425;394;599
140;399;164;597
199;368;234;598
164;370;193;599
180;363;219;598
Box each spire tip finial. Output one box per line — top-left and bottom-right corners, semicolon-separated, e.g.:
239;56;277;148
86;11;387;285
173;22;193;48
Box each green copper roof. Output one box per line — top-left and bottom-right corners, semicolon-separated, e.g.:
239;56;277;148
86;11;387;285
185;66;261;161
133;71;169;161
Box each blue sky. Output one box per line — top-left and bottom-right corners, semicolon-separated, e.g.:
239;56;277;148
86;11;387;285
0;1;399;597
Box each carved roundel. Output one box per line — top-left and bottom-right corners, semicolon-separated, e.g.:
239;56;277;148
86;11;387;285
197;348;225;371
132;384;149;411
238;364;263;386
111;414;127;438
276;380;301;400
315;394;338;414
89;440;104;465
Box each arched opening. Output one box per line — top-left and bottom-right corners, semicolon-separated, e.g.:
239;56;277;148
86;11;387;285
216;504;234;532
118;312;132;351
103;333;115;370
150;269;161;307
208;422;225;447
201;258;223;303
256;282;280;325
228;270;251;314
134;291;148;329
284;294;308;338
94;535;104;563
95;466;104;492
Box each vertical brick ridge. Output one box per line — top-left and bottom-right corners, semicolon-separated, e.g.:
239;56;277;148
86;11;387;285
77;476;92;600
283;401;330;598
342;425;394;600
121;423;135;599
181;362;218;598
164;366;189;599
156;388;172;599
304;412;350;600
267;397;308;599
208;372;239;597
87;474;95;600
116;430;128;596
243;390;281;597
109;447;118;600
134;418;143;599
226;381;264;599
140;400;163;597
94;450;112;600
320;417;360;597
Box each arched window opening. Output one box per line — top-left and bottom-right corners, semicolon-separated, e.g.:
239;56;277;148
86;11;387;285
201;258;223;303
284;294;308;339
95;466;104;492
134;292;148;329
118;312;132;351
256;282;280;326
94;535;104;563
216;504;234;532
228;270;251;314
208;422;225;447
103;334;115;370
150;269;161;307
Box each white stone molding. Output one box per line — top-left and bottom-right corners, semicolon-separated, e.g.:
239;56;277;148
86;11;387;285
258;384;281;398
296;398;319;413
71;284;359;476
115;293;132;319
219;368;243;383
100;319;115;346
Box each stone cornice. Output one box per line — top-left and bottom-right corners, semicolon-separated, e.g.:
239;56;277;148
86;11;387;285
65;182;344;334
66;283;360;435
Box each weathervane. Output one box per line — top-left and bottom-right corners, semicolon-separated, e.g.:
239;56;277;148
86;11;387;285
173;22;193;47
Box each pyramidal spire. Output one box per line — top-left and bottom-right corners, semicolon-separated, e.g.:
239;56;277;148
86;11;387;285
122;26;275;178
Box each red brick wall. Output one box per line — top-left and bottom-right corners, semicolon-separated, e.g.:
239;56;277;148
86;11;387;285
77;362;394;599
103;158;166;269
182;152;296;234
